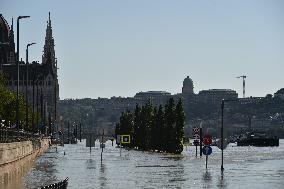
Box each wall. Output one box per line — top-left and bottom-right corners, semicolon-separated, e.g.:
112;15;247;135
0;138;50;185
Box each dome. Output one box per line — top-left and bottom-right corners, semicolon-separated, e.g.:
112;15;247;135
0;14;10;43
182;76;194;94
183;76;193;86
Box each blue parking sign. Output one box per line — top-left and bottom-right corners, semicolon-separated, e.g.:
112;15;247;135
202;146;212;155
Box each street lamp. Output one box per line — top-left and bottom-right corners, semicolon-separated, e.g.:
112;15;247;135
221;99;238;172
16;15;30;130
25;42;36;130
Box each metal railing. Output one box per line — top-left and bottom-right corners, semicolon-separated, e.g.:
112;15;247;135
37;177;69;189
0;128;41;143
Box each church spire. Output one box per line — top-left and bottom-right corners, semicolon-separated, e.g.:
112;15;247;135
9;18;14;43
49;12;51;24
42;12;56;73
11;17;13;31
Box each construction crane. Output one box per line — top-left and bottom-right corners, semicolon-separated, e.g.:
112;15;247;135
236;75;246;98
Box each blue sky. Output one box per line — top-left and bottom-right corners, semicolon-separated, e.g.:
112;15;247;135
1;0;284;99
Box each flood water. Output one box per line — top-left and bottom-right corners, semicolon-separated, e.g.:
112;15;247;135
10;140;284;188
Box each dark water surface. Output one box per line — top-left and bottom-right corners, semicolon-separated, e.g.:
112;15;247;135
10;140;284;188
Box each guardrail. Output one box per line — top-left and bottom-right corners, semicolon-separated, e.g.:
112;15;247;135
37;177;69;189
0;128;41;143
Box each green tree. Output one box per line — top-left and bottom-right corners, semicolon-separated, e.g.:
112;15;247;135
133;104;141;149
140;101;153;150
156;105;165;152
115;98;185;154
117;111;134;147
174;98;185;154
164;98;176;153
0;73;33;131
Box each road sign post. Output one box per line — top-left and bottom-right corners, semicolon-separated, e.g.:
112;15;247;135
202;135;212;170
193;140;199;157
100;129;104;162
202;145;212;169
200;127;203;157
86;133;95;154
116;135;122;156
193;127;200;157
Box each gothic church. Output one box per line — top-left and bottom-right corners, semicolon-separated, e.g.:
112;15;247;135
0;13;59;128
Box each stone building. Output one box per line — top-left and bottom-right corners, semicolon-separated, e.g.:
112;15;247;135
0;13;59;128
134;91;173;106
198;89;238;104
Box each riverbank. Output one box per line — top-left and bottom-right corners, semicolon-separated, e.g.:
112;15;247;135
0;138;50;187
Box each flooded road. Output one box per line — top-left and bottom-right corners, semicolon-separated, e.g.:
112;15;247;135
9;140;284;188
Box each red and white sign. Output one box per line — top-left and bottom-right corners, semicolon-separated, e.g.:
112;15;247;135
193;134;200;139
203;134;212;145
193;127;200;134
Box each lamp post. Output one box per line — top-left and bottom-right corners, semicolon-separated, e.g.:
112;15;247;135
16;15;30;130
36;73;40;132
221;99;238;172
221;100;224;172
25;42;36;130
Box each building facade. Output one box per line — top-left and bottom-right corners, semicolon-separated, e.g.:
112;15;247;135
198;89;238;104
0;13;59;128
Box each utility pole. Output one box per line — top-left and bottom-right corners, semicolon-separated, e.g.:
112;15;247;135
236;75;246;98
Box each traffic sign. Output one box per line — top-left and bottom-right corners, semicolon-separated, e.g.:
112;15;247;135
121;135;131;144
193;133;200;139
86;134;95;147
203;134;212;145
193;140;199;146
193;127;200;133
202;146;212;155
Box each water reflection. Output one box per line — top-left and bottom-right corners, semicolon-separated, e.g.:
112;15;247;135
203;171;212;181
0;152;39;189
85;159;96;170
202;171;212;188
217;171;227;188
24;150;59;189
99;162;107;189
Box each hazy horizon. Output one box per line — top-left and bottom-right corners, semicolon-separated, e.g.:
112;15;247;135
2;0;284;99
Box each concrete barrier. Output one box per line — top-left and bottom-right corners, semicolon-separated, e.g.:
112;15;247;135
0;138;50;185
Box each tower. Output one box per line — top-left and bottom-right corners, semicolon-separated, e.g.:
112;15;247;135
42;12;57;74
41;12;59;123
182;76;194;94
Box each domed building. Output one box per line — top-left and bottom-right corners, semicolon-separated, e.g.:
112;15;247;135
179;76;197;116
0;14;15;65
182;76;194;95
